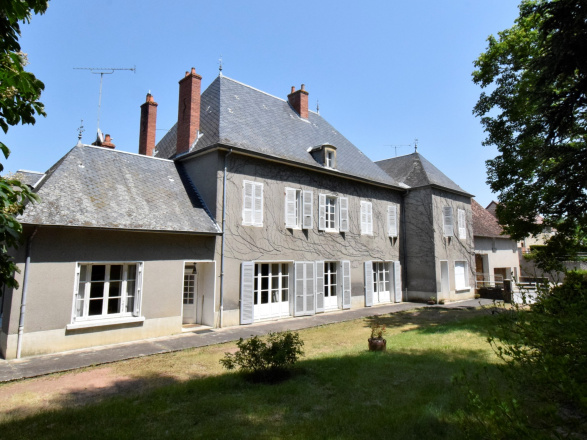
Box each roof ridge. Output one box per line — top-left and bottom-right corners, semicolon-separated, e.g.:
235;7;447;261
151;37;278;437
83;144;174;162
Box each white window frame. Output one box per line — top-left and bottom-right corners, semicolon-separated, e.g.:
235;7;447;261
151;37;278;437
325;150;335;168
443;206;454;237
387;204;398;237
319;194;349;232
285;188;313;229
243;180;263;227
360;201;373;235
68;262;144;329
454;260;470;291
458;208;466;239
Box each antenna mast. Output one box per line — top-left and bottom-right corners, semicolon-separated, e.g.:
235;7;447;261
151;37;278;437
74;66;136;133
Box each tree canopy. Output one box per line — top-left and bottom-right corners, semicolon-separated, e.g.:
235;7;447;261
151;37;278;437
0;0;47;289
473;0;587;256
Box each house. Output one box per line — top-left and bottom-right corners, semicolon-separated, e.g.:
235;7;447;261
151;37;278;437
376;153;475;302
0;68;474;359
472;199;520;287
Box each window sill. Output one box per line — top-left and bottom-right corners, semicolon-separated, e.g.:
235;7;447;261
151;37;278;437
66;316;145;330
455;288;471;293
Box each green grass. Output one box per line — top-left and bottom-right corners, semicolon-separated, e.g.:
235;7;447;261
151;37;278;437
0;308;503;439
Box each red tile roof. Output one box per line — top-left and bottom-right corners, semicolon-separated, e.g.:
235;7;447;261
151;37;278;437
472;199;508;238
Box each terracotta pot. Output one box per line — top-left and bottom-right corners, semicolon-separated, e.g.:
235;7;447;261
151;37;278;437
368;338;387;351
427;300;436;305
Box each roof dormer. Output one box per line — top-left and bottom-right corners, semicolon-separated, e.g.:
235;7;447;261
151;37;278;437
308;144;337;169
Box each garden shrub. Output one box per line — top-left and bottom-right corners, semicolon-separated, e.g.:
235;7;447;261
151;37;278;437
220;331;304;382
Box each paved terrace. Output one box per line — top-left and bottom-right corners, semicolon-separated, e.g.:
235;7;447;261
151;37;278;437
0;299;494;382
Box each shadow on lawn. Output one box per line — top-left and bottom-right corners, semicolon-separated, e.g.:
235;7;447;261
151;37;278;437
0;344;501;440
364;305;496;338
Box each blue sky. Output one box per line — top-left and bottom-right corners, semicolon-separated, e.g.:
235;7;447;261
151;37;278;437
4;0;520;207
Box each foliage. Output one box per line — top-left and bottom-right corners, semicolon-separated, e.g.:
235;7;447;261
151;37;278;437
473;0;587;262
0;0;47;289
370;322;386;339
460;271;587;438
220;331;304;381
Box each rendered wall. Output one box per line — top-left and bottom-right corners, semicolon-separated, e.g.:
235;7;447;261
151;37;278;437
475;236;520;283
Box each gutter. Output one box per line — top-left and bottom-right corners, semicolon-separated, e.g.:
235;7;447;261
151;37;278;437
401;190;409;301
219;149;233;328
16;226;38;359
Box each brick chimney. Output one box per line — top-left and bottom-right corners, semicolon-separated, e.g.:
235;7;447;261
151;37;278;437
139;93;158;156
102;134;115;149
176;67;202;155
288;84;309;119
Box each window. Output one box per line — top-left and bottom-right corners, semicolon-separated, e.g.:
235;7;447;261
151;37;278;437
73;263;142;322
285;188;313;229
243;180;263;226
443;206;454;237
387;204;398;237
458;208;466;239
454;261;469;291
372;262;390;295
183;273;195;305
360;201;373;235
254;263;289;307
319;194;349;232
325;150;335;168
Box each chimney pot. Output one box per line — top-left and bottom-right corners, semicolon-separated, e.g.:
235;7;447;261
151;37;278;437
291;86;295;93
139;93;158;156
102;133;115;149
176;67;203;155
301;84;305;91
287;83;309;119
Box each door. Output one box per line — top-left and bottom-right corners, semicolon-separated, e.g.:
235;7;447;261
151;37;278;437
323;262;339;310
440;260;449;296
373;262;391;304
254;263;291;320
182;264;197;324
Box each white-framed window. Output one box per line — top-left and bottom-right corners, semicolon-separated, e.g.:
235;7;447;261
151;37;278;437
387;204;398;237
285;188;313;229
325;150;335;168
360;201;373;235
458;208;466;239
73;262;142;322
243;180;263;226
318;194;349;232
324;262;338;310
443;206;454;237
254;263;290;307
454;261;469;291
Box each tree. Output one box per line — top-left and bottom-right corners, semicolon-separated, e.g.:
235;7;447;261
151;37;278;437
0;1;47;289
473;0;587;259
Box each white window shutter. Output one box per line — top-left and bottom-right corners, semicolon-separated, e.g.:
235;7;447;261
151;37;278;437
318;194;326;230
364;261;373;307
302;190;313;229
393;261;402;302
315;261;324;313
443;207;454;237
342;260;351;309
294;261;305;316
254;182;263;226
240;262;255;324
72;264;82;321
361;201;372;235
134;263;143;317
458;208;466;239
388;205;398;237
360;202;367;234
367;202;373;234
243;181;253;225
339;197;349;232
285;188;297;228
305;261;316;315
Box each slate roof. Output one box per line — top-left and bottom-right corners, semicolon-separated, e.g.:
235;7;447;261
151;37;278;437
156;75;403;188
18;145;220;234
472;199;508;238
375;153;472;196
13;170;45;188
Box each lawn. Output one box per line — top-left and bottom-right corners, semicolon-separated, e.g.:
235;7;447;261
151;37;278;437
0;307;502;439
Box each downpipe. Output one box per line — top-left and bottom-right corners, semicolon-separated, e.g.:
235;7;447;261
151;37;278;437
16;226;38;359
219;149;232;328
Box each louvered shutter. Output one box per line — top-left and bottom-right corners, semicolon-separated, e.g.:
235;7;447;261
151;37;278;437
240;262;255;324
364;261;373;307
367;203;373;234
393;261;402;302
294;261;305;316
458;209;466;239
134;263;143;317
73;264;83;320
305;262;316;315
243;181;253;225
318;194;326;230
254;182;263;226
315;261;324;313
339;197;349;232
285;188;297;228
342;260;351;309
443;207;454;237
360;202;368;234
388;205;398;237
302;190;313;229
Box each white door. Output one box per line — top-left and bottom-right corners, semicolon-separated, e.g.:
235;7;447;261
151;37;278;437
254;263;291;320
323;262;338;310
373;262;391;304
182;267;197;324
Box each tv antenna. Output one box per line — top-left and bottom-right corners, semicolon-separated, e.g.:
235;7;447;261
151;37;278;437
385;144;411;157
74;66;136;133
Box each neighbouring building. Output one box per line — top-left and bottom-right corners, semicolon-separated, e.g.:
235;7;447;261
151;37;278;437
0;68;475;359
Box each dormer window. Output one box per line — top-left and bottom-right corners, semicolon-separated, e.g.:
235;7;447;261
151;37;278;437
325;149;335;168
308;144;337;169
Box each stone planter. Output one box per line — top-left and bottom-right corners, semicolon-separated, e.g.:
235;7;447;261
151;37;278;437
368;338;387;351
